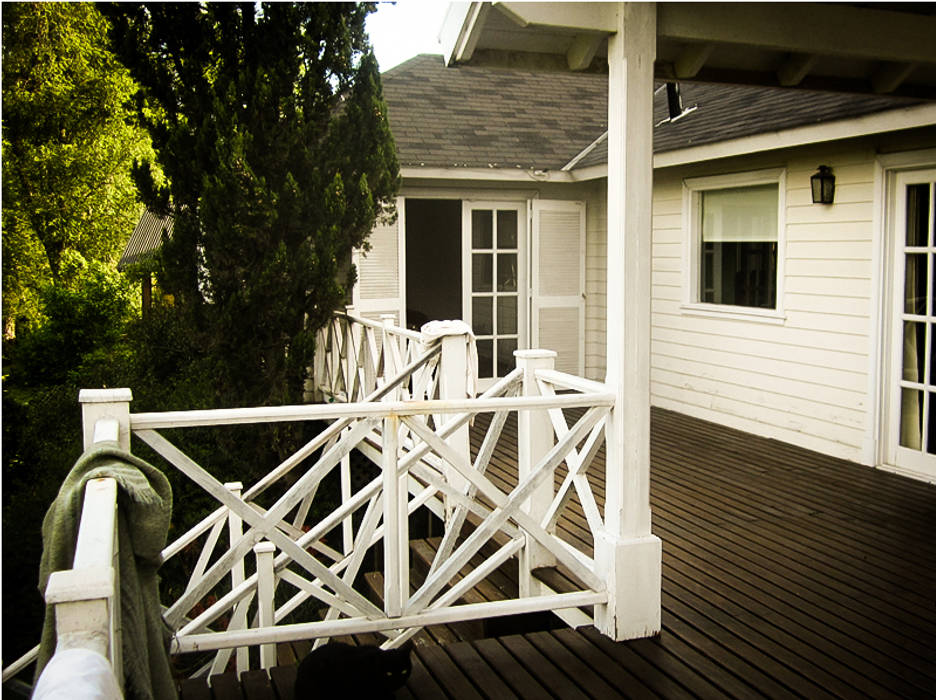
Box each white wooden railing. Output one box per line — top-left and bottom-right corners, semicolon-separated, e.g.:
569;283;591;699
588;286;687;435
4;312;633;685
2;417;124;692
312;308;440;404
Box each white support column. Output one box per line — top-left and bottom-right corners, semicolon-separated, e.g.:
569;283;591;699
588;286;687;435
596;1;662;641
515;349;557;596
79;388;133;451
382;415;407;617
254;541;277;671
439;333;470;522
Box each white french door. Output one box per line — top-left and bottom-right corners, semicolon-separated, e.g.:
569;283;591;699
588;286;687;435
463;202;527;386
886;169;936;481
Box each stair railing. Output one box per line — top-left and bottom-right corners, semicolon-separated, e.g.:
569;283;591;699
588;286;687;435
312;308;436;404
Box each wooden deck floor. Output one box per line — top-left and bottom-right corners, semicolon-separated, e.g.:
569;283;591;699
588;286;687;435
181;407;936;699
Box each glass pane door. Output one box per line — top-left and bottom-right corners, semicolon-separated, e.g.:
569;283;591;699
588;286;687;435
465;204;525;381
893;173;936;477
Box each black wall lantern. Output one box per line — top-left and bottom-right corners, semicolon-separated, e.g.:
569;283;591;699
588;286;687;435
811;165;835;204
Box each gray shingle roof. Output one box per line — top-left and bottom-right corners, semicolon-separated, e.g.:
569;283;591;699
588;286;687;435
384;55;921;173
383;55;608;171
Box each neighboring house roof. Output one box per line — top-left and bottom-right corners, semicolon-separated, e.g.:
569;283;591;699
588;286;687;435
118;209;173;270
383;54;926;174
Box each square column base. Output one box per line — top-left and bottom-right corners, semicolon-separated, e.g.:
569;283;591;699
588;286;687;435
594;531;662;641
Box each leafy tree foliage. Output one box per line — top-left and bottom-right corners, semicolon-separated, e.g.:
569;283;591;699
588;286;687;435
1;4;155;663
1;2;152;334
104;2;399;409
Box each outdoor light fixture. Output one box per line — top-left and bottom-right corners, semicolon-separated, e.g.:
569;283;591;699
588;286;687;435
811;165;835;204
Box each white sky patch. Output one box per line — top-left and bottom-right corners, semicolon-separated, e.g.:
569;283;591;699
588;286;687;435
366;0;450;72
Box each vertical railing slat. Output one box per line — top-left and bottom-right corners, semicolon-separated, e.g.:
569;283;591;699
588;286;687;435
226;482;249;674
255;541;277;670
382;415;406;617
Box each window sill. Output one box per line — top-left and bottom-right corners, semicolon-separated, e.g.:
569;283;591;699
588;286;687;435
680;303;786;325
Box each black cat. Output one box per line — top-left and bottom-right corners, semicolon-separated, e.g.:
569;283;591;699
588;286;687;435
294;641;412;699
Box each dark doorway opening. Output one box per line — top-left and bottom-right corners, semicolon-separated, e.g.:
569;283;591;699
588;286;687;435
405;199;462;330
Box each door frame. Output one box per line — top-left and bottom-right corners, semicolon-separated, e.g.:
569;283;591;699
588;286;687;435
878;152;936;483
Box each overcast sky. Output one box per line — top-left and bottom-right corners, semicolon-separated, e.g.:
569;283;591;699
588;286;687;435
366;0;451;72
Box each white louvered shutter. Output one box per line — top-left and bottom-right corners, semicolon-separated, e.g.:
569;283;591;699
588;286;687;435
531;200;585;375
352;196;405;323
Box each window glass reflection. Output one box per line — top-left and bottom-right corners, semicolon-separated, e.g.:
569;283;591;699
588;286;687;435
472;210;493;249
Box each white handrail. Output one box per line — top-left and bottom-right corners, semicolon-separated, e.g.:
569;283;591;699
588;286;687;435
3;415;125;687
40;417;122;690
129;391;613;429
333;309;422;342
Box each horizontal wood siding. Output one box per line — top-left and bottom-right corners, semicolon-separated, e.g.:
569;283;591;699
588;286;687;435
584;179;607;381
650;145;878;462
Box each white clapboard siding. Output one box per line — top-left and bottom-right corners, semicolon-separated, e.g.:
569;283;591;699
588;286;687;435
532;200;585;376
649;147;878;463
585;181;607;381
353;196;405;322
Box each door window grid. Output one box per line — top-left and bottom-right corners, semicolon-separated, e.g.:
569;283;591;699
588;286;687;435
470;209;520;379
899;181;936;454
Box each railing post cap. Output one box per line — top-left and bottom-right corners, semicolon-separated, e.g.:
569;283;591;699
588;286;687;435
224;482;244;491
514;349;557;360
79;388;133;404
253;541;276;555
45;567;115;603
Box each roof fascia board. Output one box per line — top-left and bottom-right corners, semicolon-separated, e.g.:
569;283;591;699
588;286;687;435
494;2;616;33
658;3;936;65
565;103;936;179
653;103;936;169
442;2;488;65
400;166;576;183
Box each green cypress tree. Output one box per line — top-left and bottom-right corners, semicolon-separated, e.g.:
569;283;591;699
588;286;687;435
105;2;399;408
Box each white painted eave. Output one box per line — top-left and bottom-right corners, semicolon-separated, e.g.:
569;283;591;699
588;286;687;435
441;2;485;65
561;103;936;181
494;2;616;33
400;165;576;183
653;103;936;169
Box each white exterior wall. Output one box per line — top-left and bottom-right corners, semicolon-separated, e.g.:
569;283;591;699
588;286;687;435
649;144;879;463
584;179;608;381
373;179;606;378
389;135;934;465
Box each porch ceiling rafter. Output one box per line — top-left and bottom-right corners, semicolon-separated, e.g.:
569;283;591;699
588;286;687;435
444;2;936;98
656;3;936;66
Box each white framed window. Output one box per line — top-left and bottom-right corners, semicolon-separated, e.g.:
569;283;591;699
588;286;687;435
682;168;786;322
